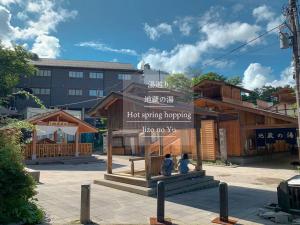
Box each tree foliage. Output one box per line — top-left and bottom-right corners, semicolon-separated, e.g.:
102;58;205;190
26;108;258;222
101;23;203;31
0;44;37;105
0;44;44;224
165;73;193;91
242;85;280;104
0;130;44;224
165;73;193;101
226;76;242;86
192;72;226;85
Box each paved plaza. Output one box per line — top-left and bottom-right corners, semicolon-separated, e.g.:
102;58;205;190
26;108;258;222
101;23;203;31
29;155;299;225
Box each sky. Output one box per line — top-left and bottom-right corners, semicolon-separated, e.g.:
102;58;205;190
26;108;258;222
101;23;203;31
0;0;296;90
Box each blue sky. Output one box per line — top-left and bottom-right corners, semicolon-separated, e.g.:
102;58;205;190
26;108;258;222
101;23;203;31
0;0;295;89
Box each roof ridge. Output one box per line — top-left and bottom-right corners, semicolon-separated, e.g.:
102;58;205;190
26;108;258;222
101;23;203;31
33;58;133;65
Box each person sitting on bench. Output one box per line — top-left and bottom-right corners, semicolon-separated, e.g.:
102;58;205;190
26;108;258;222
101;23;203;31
161;154;174;176
178;153;191;174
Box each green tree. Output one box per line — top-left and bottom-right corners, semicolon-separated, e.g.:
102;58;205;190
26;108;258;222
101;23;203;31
226;76;242;86
192;72;226;85
165;73;193;91
0;44;44;224
0;44;37;105
242;85;280;104
165;73;193;101
0;129;44;224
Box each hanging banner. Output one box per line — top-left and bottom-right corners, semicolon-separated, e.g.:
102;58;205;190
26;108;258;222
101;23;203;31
256;128;297;147
36;125;78;136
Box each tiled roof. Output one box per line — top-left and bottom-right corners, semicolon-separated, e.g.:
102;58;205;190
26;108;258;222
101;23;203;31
31;58;138;71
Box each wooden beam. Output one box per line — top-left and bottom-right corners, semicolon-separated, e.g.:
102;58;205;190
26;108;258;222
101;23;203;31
241;123;297;130
75;131;79;157
158;131;163;156
144;134;151;180
32;129;37;160
194;116;202;171
107;129;113;174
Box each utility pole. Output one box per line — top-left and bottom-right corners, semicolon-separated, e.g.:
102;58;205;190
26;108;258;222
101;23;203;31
284;0;300;161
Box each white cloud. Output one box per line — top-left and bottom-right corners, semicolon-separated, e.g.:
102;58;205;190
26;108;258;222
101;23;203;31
253;5;275;22
77;41;138;56
242;63;272;90
144;22;172;40
174;17;193;36
26;1;42;12
266;63;295;87
0;0;20;6
139;21;261;73
0;0;77;58
0;5;16;47
202;22;261;48
31;35;60;58
252;5;283;31
242;63;295;90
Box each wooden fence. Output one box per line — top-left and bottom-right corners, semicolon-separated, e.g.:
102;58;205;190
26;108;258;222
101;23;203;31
23;143;93;159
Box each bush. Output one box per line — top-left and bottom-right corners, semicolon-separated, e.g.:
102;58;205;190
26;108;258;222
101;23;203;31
0;131;44;224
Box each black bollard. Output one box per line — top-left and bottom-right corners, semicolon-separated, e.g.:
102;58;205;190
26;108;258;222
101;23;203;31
157;181;165;223
219;182;229;222
80;184;91;224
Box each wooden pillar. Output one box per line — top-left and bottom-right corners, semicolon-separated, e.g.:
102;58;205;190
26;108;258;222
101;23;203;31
144;134;151;180
195;116;202;171
75;131;79;157
32;129;37;160
54;131;57;142
107;129;113;174
159;132;163;156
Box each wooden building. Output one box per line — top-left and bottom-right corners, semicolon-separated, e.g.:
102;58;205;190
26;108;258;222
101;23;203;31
88;82;226;180
269;88;297;117
193;80;298;163
23;110;98;161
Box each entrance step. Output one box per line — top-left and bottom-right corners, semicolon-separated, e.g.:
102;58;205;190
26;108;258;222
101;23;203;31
104;170;206;188
95;173;219;196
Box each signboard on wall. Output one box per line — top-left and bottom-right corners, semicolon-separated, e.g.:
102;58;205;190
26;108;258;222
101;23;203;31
219;128;227;161
256;128;297;147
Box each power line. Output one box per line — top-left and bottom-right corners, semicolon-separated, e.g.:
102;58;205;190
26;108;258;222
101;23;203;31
201;23;285;69
208;40;280;68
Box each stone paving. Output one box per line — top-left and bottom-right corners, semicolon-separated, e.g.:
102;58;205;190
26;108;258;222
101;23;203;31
29;155;299;225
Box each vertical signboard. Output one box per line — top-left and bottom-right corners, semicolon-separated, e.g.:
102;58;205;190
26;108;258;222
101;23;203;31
219;128;227;161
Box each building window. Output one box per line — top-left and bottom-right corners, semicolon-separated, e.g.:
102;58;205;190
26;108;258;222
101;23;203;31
69;71;83;78
89;90;103;97
118;74;131;80
89;72;103;79
31;88;50;95
36;69;51;77
68;89;82;96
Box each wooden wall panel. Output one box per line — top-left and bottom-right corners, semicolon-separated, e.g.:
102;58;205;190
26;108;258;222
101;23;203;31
219;120;241;156
222;86;232;99
201;120;216;161
232;88;241;100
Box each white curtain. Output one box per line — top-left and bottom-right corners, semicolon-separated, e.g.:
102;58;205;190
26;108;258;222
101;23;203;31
61;126;78;135
36;125;78;136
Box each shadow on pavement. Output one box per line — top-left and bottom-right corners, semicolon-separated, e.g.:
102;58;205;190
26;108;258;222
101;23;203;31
166;185;276;224
26;162;126;171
